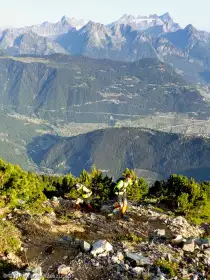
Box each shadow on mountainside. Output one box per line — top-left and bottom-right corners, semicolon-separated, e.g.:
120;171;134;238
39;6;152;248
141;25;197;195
27;134;63;166
181;167;210;181
27;129;210;181
27;130;210;181
26;133;95;176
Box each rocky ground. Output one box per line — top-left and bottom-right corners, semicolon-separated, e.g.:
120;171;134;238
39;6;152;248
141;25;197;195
1;198;210;280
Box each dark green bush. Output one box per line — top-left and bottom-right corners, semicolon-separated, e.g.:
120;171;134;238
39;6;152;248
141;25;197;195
0;158;209;223
149;174;210;223
122;168;149;202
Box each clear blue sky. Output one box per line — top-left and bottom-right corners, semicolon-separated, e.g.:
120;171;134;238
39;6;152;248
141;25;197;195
1;0;210;31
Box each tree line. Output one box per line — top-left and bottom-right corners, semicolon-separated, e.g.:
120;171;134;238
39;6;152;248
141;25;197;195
0;159;209;223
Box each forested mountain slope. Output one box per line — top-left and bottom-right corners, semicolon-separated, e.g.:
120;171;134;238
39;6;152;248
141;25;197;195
0;55;208;124
28;127;210;180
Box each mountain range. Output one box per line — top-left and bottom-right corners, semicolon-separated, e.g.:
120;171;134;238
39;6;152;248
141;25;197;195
0;53;208;178
0;13;210;84
108;13;181;33
28;127;210;181
0;13;210;179
0;55;208;124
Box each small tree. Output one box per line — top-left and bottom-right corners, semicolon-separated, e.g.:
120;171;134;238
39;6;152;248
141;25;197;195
90;166;113;205
149;180;166;201
149;174;209;215
177;193;191;213
138;178;149;197
201;182;210;199
79;169;92;187
127;181;142;203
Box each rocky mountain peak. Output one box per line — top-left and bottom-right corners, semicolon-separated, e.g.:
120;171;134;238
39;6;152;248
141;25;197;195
184;24;197;34
183;24;200;41
159;12;173;23
81;21;108;33
109;13;181;33
41;21;51;27
61;15;70;23
111;23;134;36
60;16;87;30
120;14;136;21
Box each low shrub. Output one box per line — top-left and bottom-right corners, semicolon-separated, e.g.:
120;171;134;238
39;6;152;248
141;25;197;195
0;219;21;253
154;259;178;277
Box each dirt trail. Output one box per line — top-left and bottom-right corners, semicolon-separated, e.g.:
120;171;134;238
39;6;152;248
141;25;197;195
4;202;207;280
15;214;85;273
5;198;180;280
16;205;174;274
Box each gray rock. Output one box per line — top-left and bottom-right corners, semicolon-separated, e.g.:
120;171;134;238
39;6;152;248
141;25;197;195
153;229;166;237
80;240;91;252
98;252;109;258
117;251;124;261
21;272;30;279
45;211;56;220
91;240;113;257
152;275;167;280
132;267;144;275
181;269;189;276
30;266;42;280
169;216;203;238
111;256;119;264
166;253;172;262
111;252;124;264
74;238;81;246
159;275;167;280
204;257;210;267
126;252;152;266
123;264;130;271
171;235;184;244
93;261;100;267
58;264;71;276
10;271;22;279
204;248;210;256
90;213;97;220
182;239;195;252
7;213;13;219
148;210;153;215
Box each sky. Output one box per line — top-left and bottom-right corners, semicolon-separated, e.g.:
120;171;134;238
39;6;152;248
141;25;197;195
1;0;210;31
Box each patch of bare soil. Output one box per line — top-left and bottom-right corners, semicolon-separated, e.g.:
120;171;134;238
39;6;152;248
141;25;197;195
14;214;85;274
10;203;175;278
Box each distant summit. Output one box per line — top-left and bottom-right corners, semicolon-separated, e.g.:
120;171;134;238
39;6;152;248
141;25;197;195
60;15;88;30
0;12;210;83
108;12;181;32
9;16;88;38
